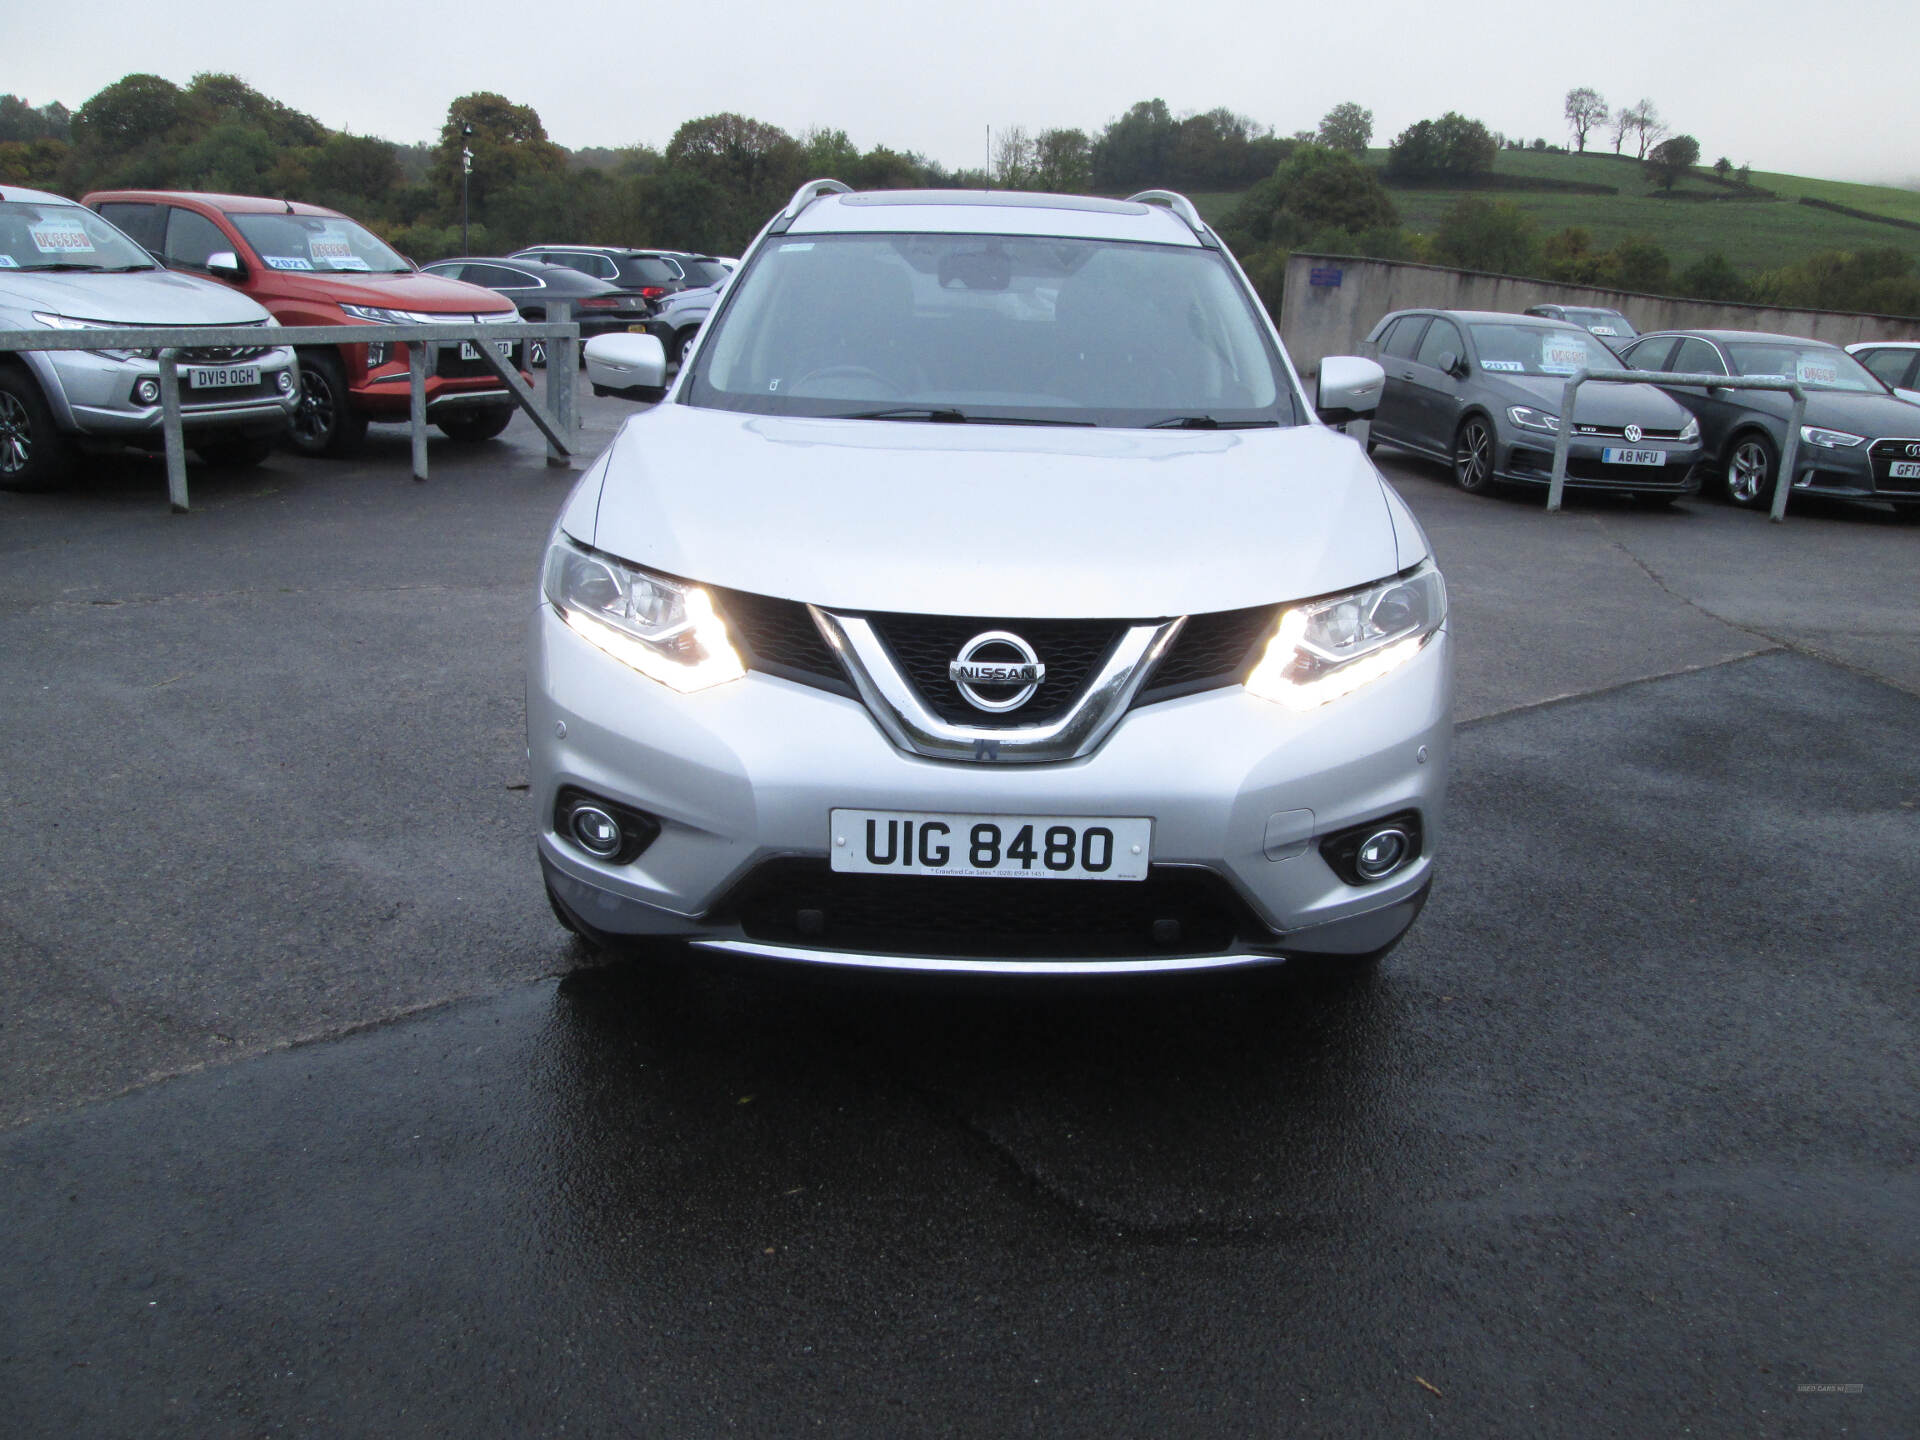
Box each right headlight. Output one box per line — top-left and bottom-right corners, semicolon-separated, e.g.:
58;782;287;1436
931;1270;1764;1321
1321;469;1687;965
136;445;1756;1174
1506;405;1560;434
542;535;744;693
1244;563;1447;711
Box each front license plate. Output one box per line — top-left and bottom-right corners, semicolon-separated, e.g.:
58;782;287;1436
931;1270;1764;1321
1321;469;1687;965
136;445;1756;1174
459;340;515;360
1890;461;1920;480
830;809;1151;881
188;365;258;389
1602;447;1666;466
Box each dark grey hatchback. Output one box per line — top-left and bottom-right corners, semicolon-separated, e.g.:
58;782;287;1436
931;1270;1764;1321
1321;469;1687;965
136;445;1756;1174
1362;310;1703;501
1621;330;1920;517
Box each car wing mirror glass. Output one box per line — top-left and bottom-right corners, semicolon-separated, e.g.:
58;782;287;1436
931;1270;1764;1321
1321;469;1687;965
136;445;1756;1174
206;251;245;281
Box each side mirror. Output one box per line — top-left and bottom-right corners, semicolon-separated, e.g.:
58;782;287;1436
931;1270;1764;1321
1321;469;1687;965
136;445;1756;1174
584;331;668;400
1435;350;1464;379
206;251;245;281
1316;355;1384;425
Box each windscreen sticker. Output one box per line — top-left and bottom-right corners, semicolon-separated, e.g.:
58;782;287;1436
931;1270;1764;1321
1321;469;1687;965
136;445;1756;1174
0;255;17;269
29;221;96;255
1795;356;1841;386
1480;359;1525;372
1541;337;1589;374
1589;325;1618;336
308;230;369;270
263;255;315;271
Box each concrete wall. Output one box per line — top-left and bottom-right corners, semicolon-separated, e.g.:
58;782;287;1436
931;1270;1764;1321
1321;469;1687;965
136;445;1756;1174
1278;253;1920;375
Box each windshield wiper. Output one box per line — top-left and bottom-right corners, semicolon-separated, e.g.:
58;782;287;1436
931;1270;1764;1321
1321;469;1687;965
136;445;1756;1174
835;407;1094;426
20;262;108;273
1144;415;1281;430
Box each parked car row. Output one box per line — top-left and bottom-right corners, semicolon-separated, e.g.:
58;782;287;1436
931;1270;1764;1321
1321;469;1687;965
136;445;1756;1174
1362;305;1920;519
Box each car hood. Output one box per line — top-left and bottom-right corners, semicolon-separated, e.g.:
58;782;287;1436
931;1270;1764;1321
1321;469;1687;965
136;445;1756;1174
1802;390;1920;437
578;407;1409;617
256;269;516;315
1489;374;1693;427
0;267;273;325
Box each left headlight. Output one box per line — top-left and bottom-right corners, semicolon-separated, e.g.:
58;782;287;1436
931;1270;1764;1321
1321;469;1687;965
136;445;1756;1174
542;535;745;693
1506;405;1559;434
32;311;155;362
1679;416;1700;442
1800;425;1864;449
1245;563;1447;711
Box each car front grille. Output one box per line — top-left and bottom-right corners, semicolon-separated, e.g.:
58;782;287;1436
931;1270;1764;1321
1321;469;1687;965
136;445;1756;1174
712;589;1278;715
1868;438;1920;493
178;345;274;363
722;857;1264;958
1568;424;1689;440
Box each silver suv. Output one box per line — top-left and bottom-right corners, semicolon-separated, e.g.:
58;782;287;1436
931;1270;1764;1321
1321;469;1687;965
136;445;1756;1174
0;186;296;490
540;183;1448;977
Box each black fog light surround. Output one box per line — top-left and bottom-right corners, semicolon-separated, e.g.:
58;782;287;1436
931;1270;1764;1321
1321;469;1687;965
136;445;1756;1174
1320;810;1423;886
134;378;161;405
553;786;660;865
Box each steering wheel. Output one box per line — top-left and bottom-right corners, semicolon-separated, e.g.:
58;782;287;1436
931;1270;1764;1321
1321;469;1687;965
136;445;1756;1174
792;364;905;396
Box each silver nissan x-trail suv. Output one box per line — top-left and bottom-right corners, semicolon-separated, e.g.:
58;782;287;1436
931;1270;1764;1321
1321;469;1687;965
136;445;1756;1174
532;182;1451;976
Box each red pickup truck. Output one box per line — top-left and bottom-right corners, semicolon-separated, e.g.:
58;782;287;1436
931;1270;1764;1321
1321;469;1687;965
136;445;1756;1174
84;190;525;455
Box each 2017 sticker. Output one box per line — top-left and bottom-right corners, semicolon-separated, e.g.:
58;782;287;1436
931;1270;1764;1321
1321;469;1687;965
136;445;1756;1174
1481;360;1525;372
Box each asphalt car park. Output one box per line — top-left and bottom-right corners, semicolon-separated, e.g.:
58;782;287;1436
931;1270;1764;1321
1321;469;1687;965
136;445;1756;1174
2;394;1915;1435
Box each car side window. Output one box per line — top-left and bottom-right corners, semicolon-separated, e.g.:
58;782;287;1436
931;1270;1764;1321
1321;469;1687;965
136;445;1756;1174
1623;338;1676;372
163;208;232;271
95;201;164;253
1414;318;1464;372
1382;317;1429;361
1668;338;1727;377
1859;349;1915;389
422;263;465;281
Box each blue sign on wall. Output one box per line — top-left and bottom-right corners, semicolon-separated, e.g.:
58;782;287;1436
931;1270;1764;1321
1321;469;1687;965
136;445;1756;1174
1309;267;1344;289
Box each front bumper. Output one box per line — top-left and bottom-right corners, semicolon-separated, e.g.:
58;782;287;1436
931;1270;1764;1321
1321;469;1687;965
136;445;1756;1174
528;602;1453;974
1790;438;1920;504
43;345;298;439
1502;434;1704;493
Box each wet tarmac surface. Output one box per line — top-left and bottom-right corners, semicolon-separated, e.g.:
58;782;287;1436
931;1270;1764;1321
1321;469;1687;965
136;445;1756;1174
3;406;1918;1434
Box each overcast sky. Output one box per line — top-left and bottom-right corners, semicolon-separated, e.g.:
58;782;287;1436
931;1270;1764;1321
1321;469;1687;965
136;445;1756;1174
13;0;1917;187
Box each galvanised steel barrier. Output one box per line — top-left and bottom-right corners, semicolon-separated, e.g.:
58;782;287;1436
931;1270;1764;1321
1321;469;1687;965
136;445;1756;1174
1547;367;1808;522
0;302;582;512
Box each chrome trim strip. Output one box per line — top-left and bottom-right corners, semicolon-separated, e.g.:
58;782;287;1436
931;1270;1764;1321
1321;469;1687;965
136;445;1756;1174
812;608;1183;764
689;938;1281;976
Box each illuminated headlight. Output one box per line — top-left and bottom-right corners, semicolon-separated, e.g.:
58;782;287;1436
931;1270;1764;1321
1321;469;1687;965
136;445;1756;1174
1506;405;1559;434
1245;564;1447;711
1800;425;1864;449
542;535;744;693
1679;416;1700;443
33;311;156;362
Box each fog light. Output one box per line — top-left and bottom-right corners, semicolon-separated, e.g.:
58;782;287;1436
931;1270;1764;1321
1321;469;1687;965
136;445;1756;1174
1354;828;1411;880
134;378;160;405
366;342;389;368
570;805;623;857
275;370;296;395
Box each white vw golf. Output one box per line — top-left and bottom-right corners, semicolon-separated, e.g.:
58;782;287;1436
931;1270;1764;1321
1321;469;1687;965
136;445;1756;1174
532;182;1451;976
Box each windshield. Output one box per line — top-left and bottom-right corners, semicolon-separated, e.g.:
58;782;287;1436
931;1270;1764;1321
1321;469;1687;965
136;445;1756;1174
0;201;155;272
684;233;1293;426
678;258;730;287
1559;308;1636;338
1724;341;1884;393
616;256;682;287
227;212;409;275
1470;323;1612;377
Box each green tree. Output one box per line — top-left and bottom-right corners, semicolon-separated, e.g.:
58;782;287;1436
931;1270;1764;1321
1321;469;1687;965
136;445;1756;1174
1432;195;1538;274
1032;128;1092;192
175;118;279;193
1713;155;1732;181
72;73;185;155
1386;112;1496;179
1596;235;1671;292
1091;99;1178;190
1646;134;1701;191
1316;102;1373;155
1225;146;1397;251
1563;88;1607;153
433;92;566;218
1679;252;1748;302
1539;226;1601;284
310;134;401;209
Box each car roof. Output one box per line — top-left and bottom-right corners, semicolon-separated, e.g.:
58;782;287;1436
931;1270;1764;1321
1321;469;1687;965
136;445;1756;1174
0;184;81;206
789;189;1204;246
82;189;349;218
514;244;677;258
1847;339;1920;350
1391;309;1586;330
1643;329;1838;347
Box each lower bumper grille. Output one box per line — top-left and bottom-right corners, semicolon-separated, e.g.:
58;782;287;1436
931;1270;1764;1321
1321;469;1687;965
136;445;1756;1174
722;858;1267;958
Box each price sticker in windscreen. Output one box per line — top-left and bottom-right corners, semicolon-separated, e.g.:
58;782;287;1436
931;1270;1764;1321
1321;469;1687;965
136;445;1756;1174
309;230;369;271
1541;337;1587;374
1795;356;1839;387
29;221;95;255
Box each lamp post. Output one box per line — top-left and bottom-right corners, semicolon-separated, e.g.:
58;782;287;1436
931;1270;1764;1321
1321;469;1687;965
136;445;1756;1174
460;124;474;253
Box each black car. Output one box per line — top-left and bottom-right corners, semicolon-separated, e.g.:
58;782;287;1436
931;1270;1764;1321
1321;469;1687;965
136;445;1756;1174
1525;304;1639;357
507;245;691;310
1622;330;1920;516
419;257;652;366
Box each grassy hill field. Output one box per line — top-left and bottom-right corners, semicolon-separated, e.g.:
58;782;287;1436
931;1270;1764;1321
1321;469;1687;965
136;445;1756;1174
1188;149;1920;279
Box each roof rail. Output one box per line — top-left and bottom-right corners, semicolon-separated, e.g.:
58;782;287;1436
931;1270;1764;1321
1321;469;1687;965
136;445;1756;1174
771;178;853;233
1126;190;1217;247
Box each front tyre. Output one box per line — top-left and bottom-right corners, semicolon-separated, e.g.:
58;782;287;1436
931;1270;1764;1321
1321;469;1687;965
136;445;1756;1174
288;351;367;458
0;368;73;492
436;406;514;443
1452;416;1496;494
1724;432;1777;510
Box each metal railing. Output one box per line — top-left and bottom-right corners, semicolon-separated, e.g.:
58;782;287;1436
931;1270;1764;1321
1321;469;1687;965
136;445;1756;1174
1547;367;1808;522
0;303;583;512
